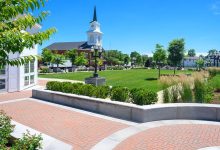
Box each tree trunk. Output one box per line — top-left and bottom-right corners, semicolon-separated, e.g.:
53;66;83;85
174;66;176;75
56;64;59;73
72;64;74;72
158;66;161;79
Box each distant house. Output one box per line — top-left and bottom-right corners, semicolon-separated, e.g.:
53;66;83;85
0;24;40;93
44;7;104;68
183;57;199;68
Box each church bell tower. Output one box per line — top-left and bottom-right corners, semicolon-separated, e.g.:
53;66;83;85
87;7;103;47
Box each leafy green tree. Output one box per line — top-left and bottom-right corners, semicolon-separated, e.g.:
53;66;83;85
168;39;185;75
0;0;56;68
141;55;148;67
130;51;141;67
208;49;218;55
41;49;53;66
153;44;167;78
196;58;204;71
52;53;66;73
123;54;130;66
188;49;196;57
75;52;88;66
104;50;124;66
65;49;77;71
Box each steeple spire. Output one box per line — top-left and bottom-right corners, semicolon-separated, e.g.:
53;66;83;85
93;6;97;22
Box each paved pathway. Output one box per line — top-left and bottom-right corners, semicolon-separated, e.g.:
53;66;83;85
1;79;220;150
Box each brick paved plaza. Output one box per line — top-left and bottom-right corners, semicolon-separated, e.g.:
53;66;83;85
1;80;220;150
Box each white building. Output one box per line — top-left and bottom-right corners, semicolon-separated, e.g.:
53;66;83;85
0;25;40;93
183;57;199;68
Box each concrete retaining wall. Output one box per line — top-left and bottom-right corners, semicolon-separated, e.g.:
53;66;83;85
32;89;220;123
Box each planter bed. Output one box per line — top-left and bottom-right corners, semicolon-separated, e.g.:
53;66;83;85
33;89;220;123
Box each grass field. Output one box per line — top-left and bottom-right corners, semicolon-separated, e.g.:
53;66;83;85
39;69;191;92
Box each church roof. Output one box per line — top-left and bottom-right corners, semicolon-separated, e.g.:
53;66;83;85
45;42;87;50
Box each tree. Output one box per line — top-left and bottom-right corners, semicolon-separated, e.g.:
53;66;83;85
188;49;196;57
52;53;66;73
208;49;218;55
123;54;130;66
75;52;88;66
41;49;53;66
0;0;56;68
153;44;167;78
65;49;77;71
130;51;141;67
168;39;185;75
141;55;148;67
196;58;204;71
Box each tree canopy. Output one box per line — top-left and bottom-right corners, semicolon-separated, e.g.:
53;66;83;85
0;0;56;68
168;38;185;74
188;49;196;57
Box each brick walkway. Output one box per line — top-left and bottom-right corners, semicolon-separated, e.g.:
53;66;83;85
0;79;47;102
115;124;220;150
0;100;128;150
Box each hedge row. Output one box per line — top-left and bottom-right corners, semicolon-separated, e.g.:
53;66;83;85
46;81;158;106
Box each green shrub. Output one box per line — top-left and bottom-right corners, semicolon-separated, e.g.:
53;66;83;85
12;131;42;150
61;82;73;93
78;84;96;97
40;67;49;73
46;81;57;90
110;87;129;102
181;84;193;103
71;83;84;94
194;79;205;103
131;88;157;105
0;111;42;150
0;111;15;149
94;86;110;99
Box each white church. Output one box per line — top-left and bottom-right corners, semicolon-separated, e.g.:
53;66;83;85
0;24;40;93
44;7;103;68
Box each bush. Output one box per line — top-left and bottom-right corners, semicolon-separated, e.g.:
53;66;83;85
0;111;14;148
40;67;49;73
110;87;129;102
208;67;220;77
94;86;110;99
12;131;42;150
46;81;63;92
131;88;157;105
107;66;124;70
61;82;73;93
0;111;42;150
78;84;96;97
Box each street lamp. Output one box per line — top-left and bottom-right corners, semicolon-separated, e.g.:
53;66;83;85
91;45;102;78
84;45;106;86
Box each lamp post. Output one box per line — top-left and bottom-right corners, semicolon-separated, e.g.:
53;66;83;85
85;45;106;86
91;45;102;78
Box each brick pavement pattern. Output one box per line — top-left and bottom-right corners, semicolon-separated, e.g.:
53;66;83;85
0;100;128;150
0;90;32;102
0;79;48;102
115;124;220;150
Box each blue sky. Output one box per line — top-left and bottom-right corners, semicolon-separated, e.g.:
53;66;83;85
38;0;220;56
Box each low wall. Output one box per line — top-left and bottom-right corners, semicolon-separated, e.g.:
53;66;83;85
32;89;220;123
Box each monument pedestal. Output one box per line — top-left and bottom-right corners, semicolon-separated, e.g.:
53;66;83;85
85;77;106;86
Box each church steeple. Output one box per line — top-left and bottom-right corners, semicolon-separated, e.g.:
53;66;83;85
92;6;97;22
87;6;103;47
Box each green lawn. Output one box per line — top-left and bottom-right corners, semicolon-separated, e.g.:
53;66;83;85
39;69;191;92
